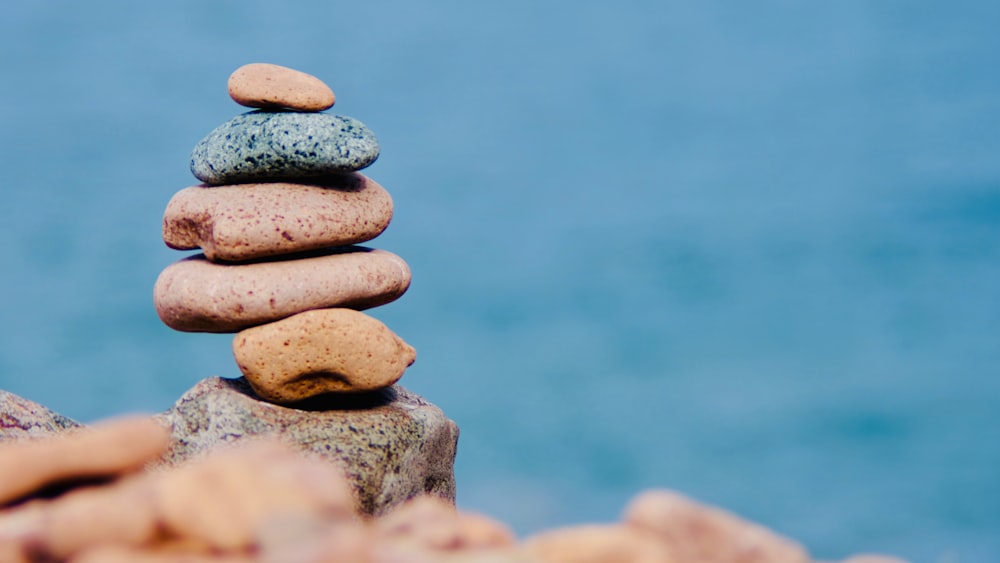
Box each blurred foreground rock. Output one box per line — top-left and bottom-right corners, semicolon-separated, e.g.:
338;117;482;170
0;392;907;563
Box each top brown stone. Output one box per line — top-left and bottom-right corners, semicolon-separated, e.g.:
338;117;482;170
227;63;335;112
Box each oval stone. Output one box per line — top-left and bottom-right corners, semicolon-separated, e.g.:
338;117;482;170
163;174;393;262
227;63;335;112
153;247;410;333
190;112;380;185
233;309;416;403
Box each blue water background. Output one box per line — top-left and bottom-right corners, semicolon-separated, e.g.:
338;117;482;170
1;1;998;560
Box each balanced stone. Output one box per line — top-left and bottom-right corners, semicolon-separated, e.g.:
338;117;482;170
233;308;416;403
163;174;393;262
190;112;379;185
153;247;410;333
154;377;459;516
228;63;335;112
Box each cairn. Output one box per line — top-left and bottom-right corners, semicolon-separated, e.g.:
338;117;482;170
154;63;416;405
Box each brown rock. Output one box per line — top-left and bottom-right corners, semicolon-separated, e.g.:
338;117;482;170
162;174;393;262
234;308;416;403
154;377;459;516
622;489;810;563
0;416;169;506
523;524;676;563
153;246;410;333
228;62;335;111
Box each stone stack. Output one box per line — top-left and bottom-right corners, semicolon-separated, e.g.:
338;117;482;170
154;63;417;405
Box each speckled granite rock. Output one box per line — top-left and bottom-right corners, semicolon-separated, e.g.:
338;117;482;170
0;389;80;443
153;246;411;333
190;111;379;185
162;174;393;262
154;377;458;516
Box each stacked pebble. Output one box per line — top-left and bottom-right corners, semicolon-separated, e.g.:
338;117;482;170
154;63;416;404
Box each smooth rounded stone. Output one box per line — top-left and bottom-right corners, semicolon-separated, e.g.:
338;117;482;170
0;389;81;443
162;174;393;262
228;63;335;111
153;246;410;333
523;524;676;563
190;111;379;185
234;309;416;404
0;417;170;506
622;489;810;563
153;376;459;516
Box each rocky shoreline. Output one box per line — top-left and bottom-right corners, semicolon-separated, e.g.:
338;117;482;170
0;390;904;562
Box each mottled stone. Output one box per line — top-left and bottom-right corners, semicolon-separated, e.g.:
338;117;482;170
190;111;379;185
234;309;416;404
162;174;393;262
153;246;410;333
0;389;80;443
228;63;335;112
154;377;459;516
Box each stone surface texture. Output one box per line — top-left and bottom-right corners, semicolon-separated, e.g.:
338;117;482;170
227;63;335;112
162;174;393;262
154;377;459;516
190;111;379;185
153;246;411;333
0;390;80;443
233;308;416;403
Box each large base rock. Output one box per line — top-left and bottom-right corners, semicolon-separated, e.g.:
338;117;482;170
0;390;81;443
154;377;459;516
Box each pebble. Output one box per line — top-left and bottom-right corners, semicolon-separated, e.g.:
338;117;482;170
233;309;416;403
190;111;379;185
163;174;393;262
0;417;169;506
227;63;335;112
153;247;410;333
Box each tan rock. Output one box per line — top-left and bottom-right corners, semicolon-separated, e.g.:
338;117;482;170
0;440;354;561
153;440;356;552
228;62;335;111
0;416;169;506
163;174;393;262
523;524;676;563
71;546;255;563
0;473;159;561
153;246;411;333
234;308;416;402
377;495;515;552
622;489;810;563
840;556;911;563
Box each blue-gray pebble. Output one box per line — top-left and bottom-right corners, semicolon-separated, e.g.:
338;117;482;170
190;111;380;185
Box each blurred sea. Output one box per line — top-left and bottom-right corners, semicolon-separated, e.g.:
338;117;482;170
1;1;998;561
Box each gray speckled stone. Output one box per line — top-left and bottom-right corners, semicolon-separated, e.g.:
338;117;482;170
154;377;458;516
0;389;81;443
190;111;380;185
